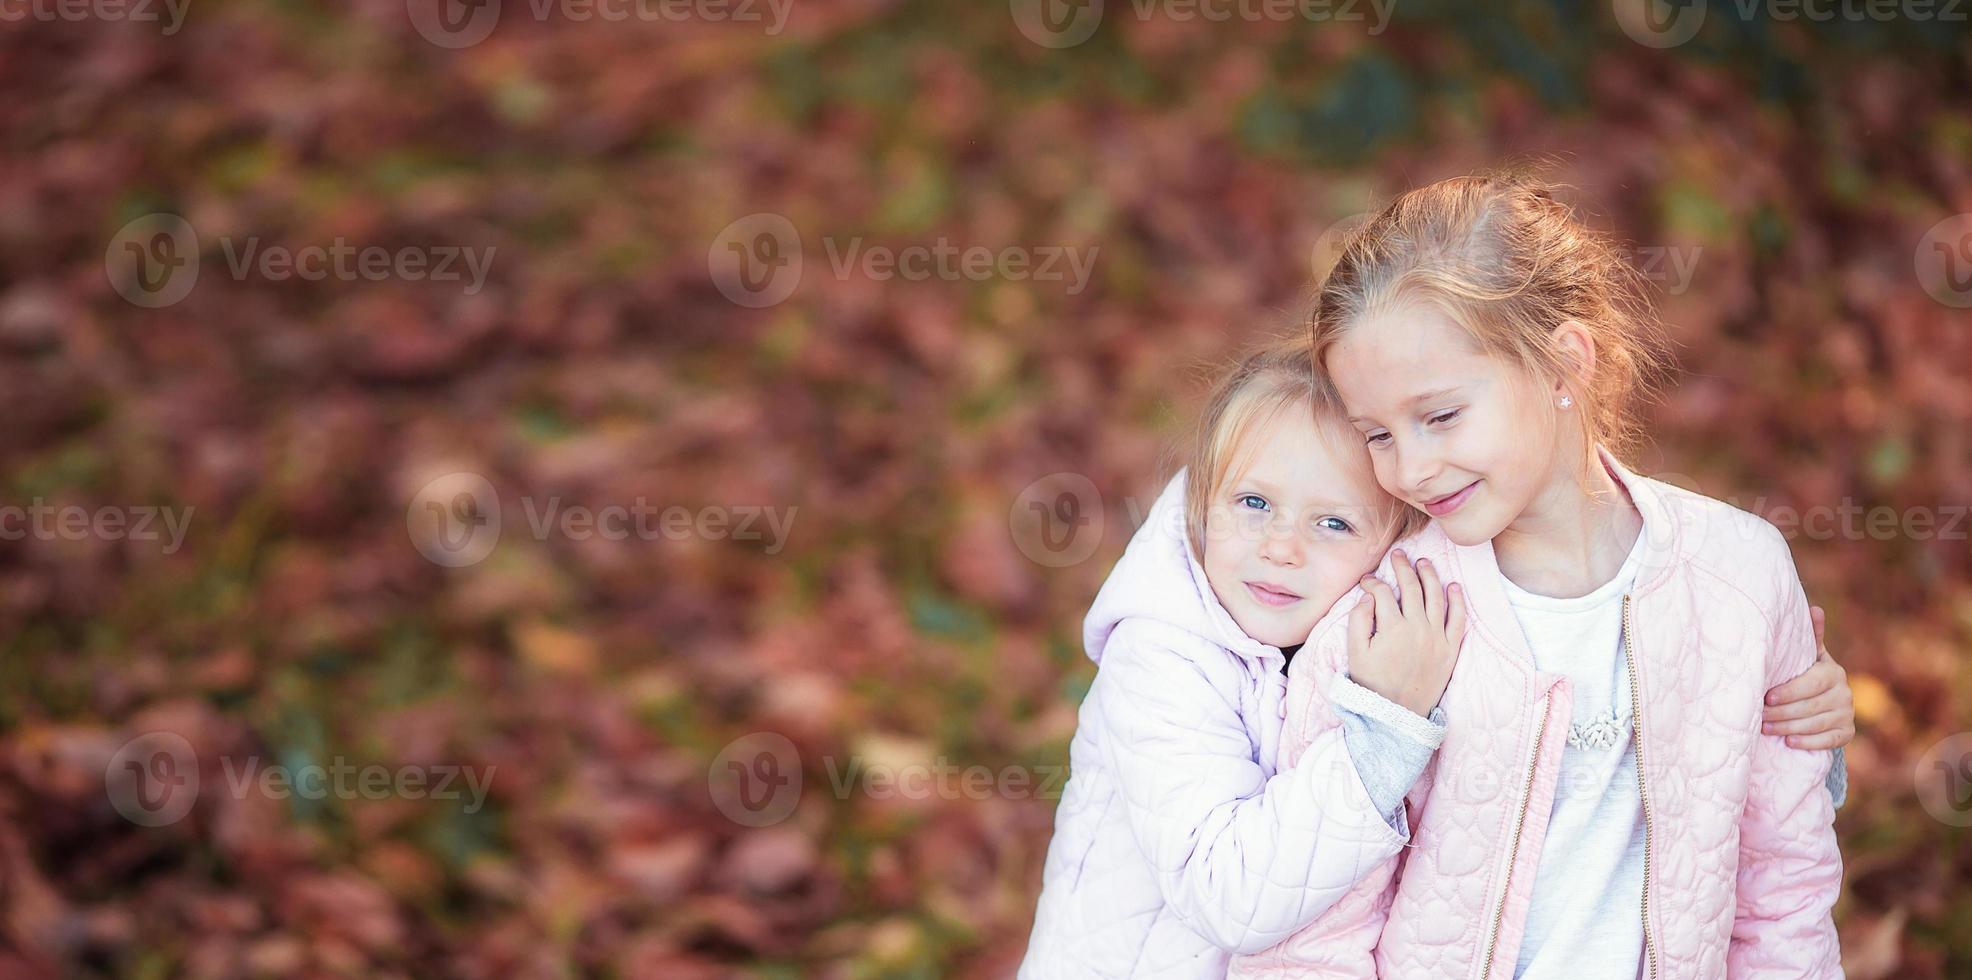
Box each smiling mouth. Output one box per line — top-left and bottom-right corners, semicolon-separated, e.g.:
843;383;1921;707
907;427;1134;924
1422;480;1480;518
1244;581;1303;608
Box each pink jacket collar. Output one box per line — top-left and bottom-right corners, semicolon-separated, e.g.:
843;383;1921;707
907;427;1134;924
1441;447;1678;678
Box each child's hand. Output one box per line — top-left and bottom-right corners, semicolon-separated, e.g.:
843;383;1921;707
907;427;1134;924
1346;549;1468;718
1761;605;1856;750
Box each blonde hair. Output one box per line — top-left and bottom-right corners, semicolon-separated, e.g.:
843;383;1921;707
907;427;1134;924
1310;171;1674;463
1183;335;1427;558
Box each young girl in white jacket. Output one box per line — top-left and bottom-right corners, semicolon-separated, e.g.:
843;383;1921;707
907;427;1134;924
1017;334;1857;980
1018;336;1468;979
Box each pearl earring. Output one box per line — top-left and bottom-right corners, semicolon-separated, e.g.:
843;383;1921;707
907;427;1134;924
1558;395;1574;409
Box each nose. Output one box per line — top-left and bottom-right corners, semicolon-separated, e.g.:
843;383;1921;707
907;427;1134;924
1397;440;1443;500
1257;518;1303;567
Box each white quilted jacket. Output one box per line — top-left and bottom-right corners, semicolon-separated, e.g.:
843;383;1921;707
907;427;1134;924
1018;475;1411;980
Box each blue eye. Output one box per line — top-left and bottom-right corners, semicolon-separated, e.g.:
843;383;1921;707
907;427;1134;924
1364;431;1391;448
1237;493;1269;512
1315;516;1355;534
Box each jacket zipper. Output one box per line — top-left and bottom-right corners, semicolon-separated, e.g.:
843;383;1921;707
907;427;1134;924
1478;691;1550;979
1622;594;1660;980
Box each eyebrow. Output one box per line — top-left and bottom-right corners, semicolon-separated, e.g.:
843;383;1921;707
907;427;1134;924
1346;385;1463;424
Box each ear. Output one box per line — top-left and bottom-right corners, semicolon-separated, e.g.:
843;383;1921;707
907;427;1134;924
1549;319;1597;398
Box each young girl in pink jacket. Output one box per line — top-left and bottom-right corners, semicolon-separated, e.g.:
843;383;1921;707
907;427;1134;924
1232;173;1850;979
1020;331;1855;977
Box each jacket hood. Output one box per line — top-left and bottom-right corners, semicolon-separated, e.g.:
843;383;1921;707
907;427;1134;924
1081;472;1278;668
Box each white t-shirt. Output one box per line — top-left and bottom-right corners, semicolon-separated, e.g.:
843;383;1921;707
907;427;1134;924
1506;535;1648;980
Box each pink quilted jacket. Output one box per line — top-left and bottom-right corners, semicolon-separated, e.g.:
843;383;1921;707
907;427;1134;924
1230;451;1843;979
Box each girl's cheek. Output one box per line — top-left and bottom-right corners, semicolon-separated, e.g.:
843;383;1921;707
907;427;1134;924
1371;458;1401;499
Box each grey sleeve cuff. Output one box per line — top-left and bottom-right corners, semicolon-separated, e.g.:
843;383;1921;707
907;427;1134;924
1827;745;1847;810
1332;674;1447;749
1331;674;1447;834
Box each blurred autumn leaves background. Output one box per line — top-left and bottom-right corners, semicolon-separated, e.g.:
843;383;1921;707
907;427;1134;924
1;0;1969;976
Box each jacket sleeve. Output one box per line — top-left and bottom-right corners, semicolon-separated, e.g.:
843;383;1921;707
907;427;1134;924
1228;599;1409;978
1334;674;1446;833
1727;549;1844;976
1091;623;1410;955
